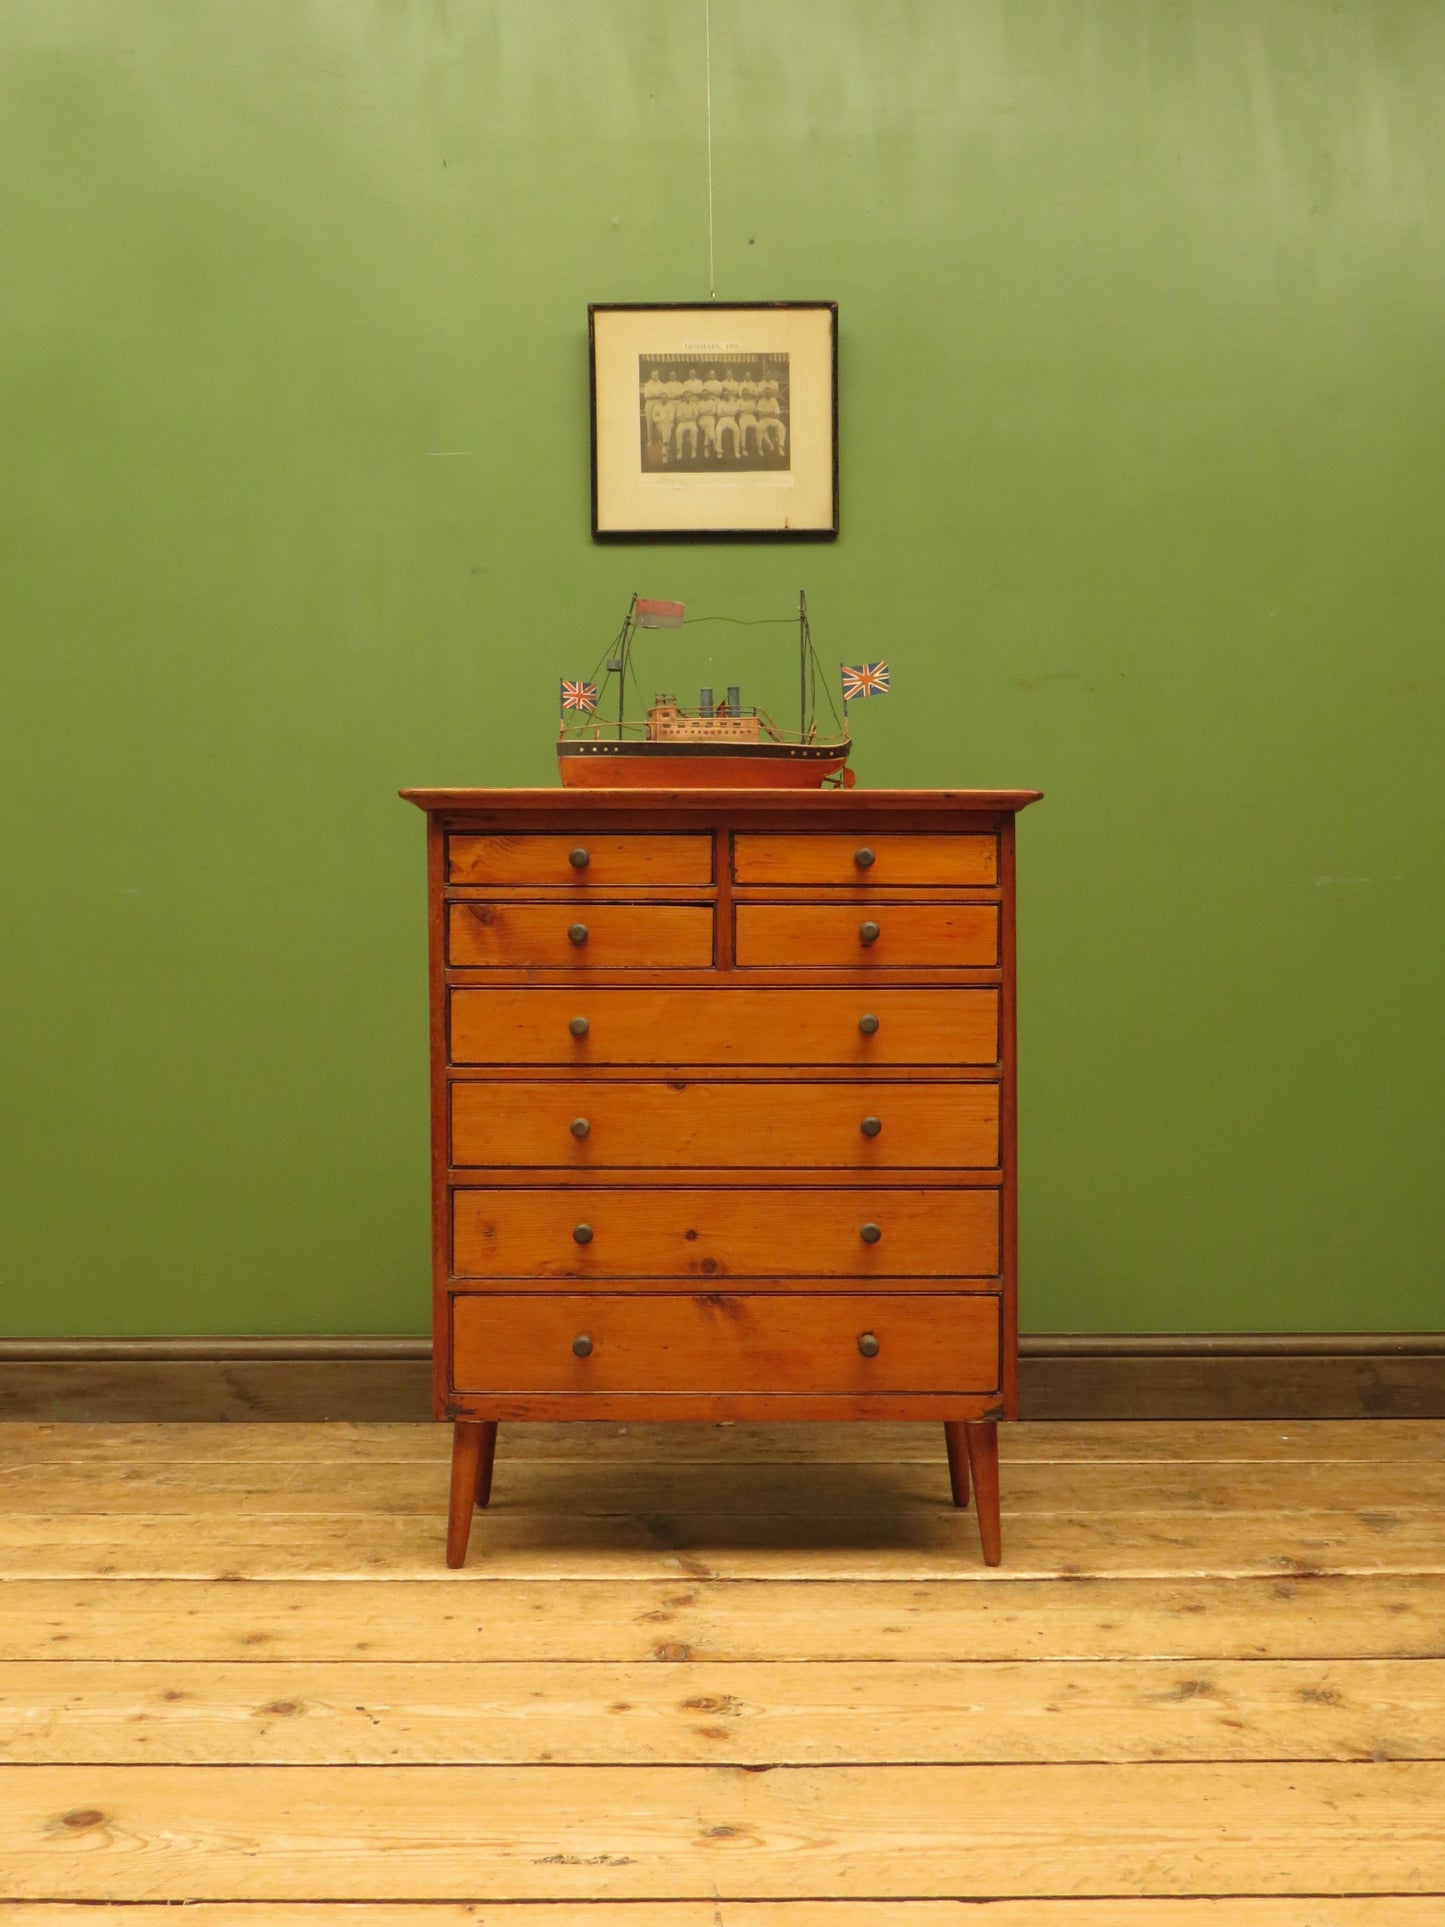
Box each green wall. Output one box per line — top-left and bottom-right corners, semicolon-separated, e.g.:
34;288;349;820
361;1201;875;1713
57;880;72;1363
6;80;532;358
3;0;1442;1338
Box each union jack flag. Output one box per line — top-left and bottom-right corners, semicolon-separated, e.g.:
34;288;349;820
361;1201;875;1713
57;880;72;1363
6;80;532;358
841;661;890;702
560;678;599;713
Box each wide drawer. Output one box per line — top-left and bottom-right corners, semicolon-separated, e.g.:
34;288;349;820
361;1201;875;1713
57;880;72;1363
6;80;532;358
448;902;715;970
734;903;999;969
452;1185;1000;1279
451;1291;1001;1395
452;1080;999;1169
449;987;999;1066
734;832;997;887
449;833;712;888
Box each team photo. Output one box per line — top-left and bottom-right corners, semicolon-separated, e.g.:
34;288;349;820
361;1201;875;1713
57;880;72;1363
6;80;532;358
637;351;791;473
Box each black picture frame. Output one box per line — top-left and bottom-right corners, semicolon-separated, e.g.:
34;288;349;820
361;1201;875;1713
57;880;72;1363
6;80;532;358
589;301;838;541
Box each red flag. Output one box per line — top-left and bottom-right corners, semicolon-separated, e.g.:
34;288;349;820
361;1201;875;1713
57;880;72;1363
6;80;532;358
634;598;685;629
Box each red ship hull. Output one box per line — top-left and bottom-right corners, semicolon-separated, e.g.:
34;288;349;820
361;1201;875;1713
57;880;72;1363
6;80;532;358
558;739;852;789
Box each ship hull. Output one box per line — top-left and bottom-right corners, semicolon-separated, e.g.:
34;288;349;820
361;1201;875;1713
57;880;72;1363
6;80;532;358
558;738;852;790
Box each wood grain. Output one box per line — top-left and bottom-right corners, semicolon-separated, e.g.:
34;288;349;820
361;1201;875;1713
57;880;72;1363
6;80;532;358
732;832;998;887
4;1904;1442;1926
4;1761;1444;1899
450;1079;1000;1169
448;985;1001;1066
4;1419;1443;1466
3;1903;1440;1926
402;787;1044;815
448;832;713;887
2;1572;1441;1663
5;1656;1440;1764
4;1456;1444;1516
451;1294;1002;1398
3;1416;1442;1910
451;1185;1001;1279
447;901;715;970
733;902;999;969
2;1504;1442;1580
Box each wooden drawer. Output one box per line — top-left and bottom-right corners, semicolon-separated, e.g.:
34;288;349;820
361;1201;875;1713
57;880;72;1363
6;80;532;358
451;1291;1001;1395
734;832;997;888
448;902;715;970
734;903;999;969
449;987;999;1067
449;833;712;888
452;1080;999;1169
452;1185;999;1280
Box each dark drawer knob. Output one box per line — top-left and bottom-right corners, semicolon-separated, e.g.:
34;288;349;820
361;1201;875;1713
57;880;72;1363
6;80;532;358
858;1012;880;1035
859;920;881;946
570;1117;590;1139
569;1016;590;1038
857;1332;880;1357
568;847;590;870
573;1223;594;1245
568;923;589;946
572;1334;593;1358
860;1115;882;1138
854;846;876;869
860;1222;882;1244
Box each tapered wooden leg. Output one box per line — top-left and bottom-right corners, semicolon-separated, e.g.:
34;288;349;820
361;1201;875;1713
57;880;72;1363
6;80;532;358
446;1421;485;1568
474;1421;498;1508
964;1420;1002;1566
943;1422;970;1507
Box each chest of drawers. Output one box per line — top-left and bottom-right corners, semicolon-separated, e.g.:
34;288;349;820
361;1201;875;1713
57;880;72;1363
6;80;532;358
401;786;1041;1566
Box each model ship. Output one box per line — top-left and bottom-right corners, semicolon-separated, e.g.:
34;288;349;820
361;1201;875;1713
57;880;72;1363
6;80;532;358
558;592;855;789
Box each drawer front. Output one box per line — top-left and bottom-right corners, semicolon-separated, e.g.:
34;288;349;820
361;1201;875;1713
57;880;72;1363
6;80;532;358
449;833;713;888
734;832;997;888
452;1185;999;1279
452;1080;999;1170
448;902;715;970
450;987;999;1067
452;1291;1001;1395
734;904;999;970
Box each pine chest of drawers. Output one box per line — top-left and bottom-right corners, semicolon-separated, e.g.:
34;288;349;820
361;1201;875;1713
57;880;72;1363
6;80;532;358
401;786;1041;1566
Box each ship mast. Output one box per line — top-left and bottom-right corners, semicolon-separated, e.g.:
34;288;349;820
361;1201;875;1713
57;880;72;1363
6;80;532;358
799;590;814;738
611;595;637;741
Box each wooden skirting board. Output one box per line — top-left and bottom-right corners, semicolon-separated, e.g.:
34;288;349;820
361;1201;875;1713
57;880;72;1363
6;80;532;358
1;1334;1443;1422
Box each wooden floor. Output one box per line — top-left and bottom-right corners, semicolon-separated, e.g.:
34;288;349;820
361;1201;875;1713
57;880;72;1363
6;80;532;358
0;1420;1443;1922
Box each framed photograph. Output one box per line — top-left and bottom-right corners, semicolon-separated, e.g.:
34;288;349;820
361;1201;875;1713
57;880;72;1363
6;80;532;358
589;301;838;540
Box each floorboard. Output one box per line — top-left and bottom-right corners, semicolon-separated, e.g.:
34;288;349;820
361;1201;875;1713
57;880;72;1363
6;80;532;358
0;1419;1441;1911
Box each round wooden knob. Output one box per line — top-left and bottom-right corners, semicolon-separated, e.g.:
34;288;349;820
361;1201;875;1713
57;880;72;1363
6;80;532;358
860;1116;882;1138
568;847;590;870
860;1222;882;1244
859;920;881;946
570;1118;590;1138
857;1332;880;1357
569;1016;590;1038
567;923;589;946
858;1013;880;1035
572;1334;593;1357
573;1223;594;1245
854;846;876;869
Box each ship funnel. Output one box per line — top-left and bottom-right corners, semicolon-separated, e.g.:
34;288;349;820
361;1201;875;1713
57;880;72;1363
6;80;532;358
699;687;714;716
726;685;741;715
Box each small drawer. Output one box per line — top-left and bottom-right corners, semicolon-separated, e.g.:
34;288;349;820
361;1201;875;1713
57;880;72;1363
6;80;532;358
449;987;999;1067
452;1185;1000;1280
451;1291;1001;1396
448;902;715;970
451;1079;999;1170
734;903;999;970
448;833;713;888
734;832;997;888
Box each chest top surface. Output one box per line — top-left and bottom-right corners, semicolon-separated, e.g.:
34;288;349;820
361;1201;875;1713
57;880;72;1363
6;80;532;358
402;786;1042;818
